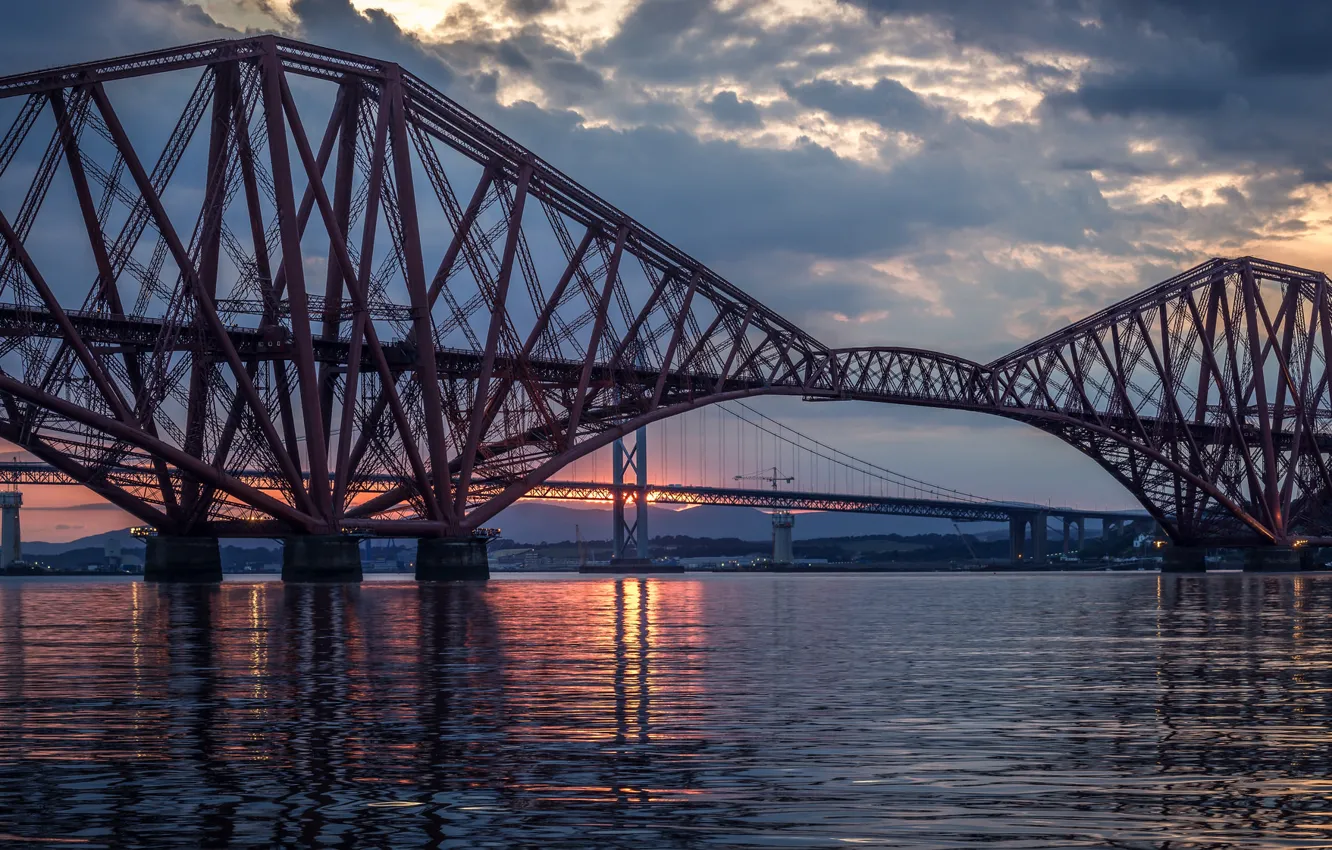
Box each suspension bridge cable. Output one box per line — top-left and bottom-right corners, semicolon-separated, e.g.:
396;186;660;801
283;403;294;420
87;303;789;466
718;400;994;503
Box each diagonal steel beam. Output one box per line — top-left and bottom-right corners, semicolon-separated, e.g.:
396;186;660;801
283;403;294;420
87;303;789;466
454;163;532;514
262;46;332;522
565;223;629;445
277;64;439;524
388;68;453;524
89;79;316;519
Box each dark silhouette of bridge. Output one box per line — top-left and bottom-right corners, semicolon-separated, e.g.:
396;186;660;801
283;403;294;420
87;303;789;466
0;37;1325;579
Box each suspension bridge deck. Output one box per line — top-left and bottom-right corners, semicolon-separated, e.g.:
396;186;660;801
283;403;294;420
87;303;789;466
0;461;1148;527
528;480;1151;524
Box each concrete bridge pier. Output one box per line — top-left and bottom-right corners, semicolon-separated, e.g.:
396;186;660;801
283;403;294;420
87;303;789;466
1008;516;1027;564
1008;512;1049;564
1061;515;1085;555
1300;547;1327;571
282;535;362;582
144;536;223;582
415;537;490;581
1243;547;1302;573
1161;546;1207;573
1033;512;1048;562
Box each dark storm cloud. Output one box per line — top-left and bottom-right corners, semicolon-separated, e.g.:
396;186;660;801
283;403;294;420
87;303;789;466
486;32;605;92
0;0;229;75
505;0;562;19
591;0;717;82
781;78;938;130
487;99;1114;263
290;0;457;86
842;0;1332;181
701;91;762;128
1066;72;1231;119
586;0;872;85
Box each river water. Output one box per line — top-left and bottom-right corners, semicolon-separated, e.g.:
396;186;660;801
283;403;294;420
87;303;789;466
0;572;1330;847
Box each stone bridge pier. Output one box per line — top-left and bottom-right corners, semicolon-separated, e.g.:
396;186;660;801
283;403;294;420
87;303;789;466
145;534;491;583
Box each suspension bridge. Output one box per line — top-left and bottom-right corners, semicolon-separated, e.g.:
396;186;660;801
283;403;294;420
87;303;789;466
0;37;1325;581
530;400;1150;565
0;397;1151;571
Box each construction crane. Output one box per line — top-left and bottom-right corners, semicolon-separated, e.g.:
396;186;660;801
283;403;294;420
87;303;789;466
735;468;796;565
952;522;981;562
734;467;794;490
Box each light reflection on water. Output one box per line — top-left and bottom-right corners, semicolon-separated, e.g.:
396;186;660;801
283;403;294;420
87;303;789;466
1;573;1331;846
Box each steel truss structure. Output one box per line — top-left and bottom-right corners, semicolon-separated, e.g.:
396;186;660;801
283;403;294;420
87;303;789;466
0;38;1326;547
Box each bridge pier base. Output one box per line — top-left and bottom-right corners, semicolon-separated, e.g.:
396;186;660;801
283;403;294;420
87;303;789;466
1161;546;1207;573
415;537;489;581
282;535;362;582
1008;517;1027;564
1243;547;1302;573
144;536;222;582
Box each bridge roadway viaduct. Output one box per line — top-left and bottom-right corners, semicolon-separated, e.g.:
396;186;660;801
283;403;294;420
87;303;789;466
0;461;1155;572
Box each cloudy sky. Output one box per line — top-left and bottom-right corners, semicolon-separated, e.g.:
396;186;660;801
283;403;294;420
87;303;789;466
4;0;1332;539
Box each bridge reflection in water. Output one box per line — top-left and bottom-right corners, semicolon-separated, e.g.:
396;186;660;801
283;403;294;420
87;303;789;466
5;575;1332;845
0;577;711;845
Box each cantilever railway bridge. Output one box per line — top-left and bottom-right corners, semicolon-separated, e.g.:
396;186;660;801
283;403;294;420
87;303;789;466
0;37;1327;577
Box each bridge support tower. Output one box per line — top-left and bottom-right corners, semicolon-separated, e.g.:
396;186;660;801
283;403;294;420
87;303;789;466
611;427;651;567
1061;515;1085;555
144;536;222;582
1161;546;1207;573
282;535;362;582
1008;515;1025;564
1243;547;1302;573
416;537;490;581
1008;511;1048;564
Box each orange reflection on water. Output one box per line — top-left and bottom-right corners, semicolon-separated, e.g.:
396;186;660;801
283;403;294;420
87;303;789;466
0;577;709;804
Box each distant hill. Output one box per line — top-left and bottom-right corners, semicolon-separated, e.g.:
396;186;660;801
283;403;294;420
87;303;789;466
485;501;1004;544
24;527;277;555
19;502;1013;553
22;527;145;556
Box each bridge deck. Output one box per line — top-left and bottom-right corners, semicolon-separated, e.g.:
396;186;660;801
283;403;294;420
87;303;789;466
0;462;1149;527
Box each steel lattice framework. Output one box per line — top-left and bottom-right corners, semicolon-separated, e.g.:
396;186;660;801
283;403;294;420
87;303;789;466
0;38;1326;547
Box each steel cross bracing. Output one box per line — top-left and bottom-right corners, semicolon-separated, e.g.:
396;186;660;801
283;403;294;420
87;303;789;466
0;38;1326;548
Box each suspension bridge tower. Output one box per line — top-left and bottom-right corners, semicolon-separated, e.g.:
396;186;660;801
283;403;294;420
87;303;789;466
611;427;651;566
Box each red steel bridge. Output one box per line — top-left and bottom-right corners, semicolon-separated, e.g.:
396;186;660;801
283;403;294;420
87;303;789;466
0;37;1325;577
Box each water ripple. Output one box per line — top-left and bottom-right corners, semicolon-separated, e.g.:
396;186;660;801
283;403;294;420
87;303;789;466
0;573;1329;847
